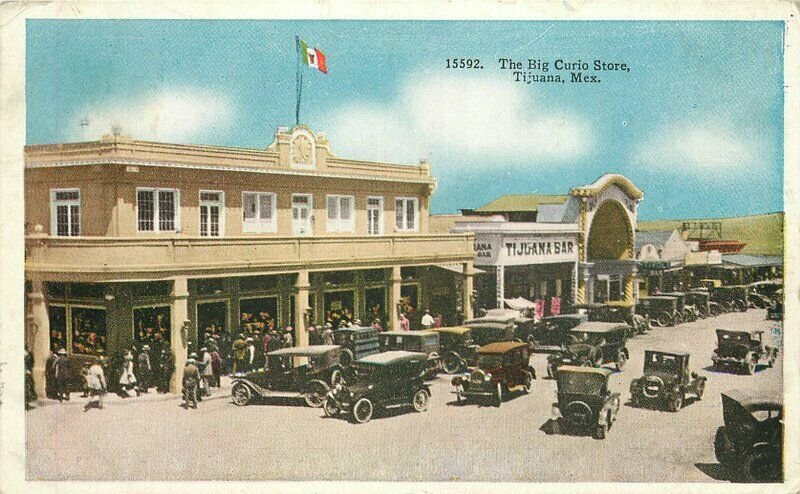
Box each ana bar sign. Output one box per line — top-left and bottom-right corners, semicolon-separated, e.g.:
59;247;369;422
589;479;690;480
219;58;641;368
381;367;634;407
473;233;579;266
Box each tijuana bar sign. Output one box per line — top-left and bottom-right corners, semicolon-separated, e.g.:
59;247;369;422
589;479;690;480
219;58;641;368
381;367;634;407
473;233;579;266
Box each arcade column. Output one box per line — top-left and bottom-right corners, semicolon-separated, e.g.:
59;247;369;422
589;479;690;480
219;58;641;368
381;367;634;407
170;276;189;394
27;277;50;398
389;266;402;330
295;270;310;347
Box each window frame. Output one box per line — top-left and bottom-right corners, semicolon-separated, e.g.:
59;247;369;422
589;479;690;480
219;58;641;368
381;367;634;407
199;189;225;237
366;196;384;236
136;187;181;233
394;197;419;232
48;303;108;357
242;191;278;233
50;188;81;237
326;194;356;233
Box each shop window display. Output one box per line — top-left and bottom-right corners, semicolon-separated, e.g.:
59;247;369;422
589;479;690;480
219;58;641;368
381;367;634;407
197;301;227;340
134;305;171;348
48;305;67;351
70;307;107;356
240;297;278;334
324;290;355;329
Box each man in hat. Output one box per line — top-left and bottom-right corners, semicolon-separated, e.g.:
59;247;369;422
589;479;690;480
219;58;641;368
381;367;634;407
157;348;175;394
84;357;107;411
45;348;59;399
283;327;294;348
210;344;222;388
200;347;213;397
137;345;152;394
232;333;247;374
53;348;71;402
182;354;201;409
421;309;435;329
25;348;37;410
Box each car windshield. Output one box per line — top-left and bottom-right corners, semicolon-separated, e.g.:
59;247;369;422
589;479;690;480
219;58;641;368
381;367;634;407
477;354;503;368
558;372;605;395
645;353;680;371
718;332;749;344
348;362;381;381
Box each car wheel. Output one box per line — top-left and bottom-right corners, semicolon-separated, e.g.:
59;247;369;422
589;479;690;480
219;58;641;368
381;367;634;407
303;382;328;408
522;372;532;394
412;389;429;412
714;427;733;466
442;354;462;375
667;392;683;412
323;397;341;417
594;423;607;440
710;304;722;317
330;369;342;386
340;349;354;367
351;398;374;424
615;349;627;371
656;312;671;327
736;300;748;312
493;382;503;407
741;447;782;483
231;383;252;406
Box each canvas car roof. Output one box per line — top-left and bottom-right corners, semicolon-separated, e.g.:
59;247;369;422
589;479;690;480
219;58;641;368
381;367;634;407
570;303;606;309
477;341;528;354
542;314;585;320
430;326;472;335
357;351;427;365
722;389;782;410
381;330;437;337
267;345;340;357
557;365;613;377
644;349;689;358
642;295;679;300
659;292;686;296
716;328;763;335
466;321;514;331
570;321;629;333
335;327;375;334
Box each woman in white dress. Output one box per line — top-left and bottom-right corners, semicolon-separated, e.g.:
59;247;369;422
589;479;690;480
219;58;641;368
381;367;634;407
119;352;137;397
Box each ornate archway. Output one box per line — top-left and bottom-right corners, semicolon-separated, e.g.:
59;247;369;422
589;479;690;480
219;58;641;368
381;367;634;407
587;200;634;261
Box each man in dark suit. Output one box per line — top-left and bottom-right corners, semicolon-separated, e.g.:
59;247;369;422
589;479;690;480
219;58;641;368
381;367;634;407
182;354;201;409
53;348;71;402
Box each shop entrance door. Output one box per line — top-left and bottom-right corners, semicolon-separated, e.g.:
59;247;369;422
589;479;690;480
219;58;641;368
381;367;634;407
292;194;313;236
197;301;228;344
324;290;355;329
199;191;224;237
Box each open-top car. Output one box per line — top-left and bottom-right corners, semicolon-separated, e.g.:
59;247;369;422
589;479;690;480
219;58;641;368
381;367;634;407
629;350;706;412
712;285;750;313
549;366;621;439
333;327;380;366
323;351;431;424
636;296;680;327
231;345;343;408
546;322;630;377
451;341;535;407
379;330;440;379
714;390;783;482
658;292;699;322
464;321;516;347
430;326;479;374
712;329;778;374
523;314;588;353
686;289;718;318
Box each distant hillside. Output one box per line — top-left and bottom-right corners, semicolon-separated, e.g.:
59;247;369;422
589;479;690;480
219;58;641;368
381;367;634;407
638;212;784;256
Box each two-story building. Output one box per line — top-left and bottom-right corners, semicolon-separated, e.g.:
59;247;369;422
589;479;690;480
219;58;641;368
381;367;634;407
24;126;475;393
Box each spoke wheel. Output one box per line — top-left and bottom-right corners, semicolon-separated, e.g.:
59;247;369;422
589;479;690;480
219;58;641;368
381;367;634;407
412;389;429;412
330;369;342;386
303;383;328;408
231;383;252;406
323;397;341;417
741;448;782;483
442;354;462;375
656;312;671;327
352;398;374;424
667;392;683;412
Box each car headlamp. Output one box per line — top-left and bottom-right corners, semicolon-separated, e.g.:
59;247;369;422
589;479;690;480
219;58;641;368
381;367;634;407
484;374;491;381
551;405;562;420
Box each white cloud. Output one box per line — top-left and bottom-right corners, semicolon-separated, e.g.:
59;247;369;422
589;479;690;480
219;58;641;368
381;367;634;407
633;121;759;171
69;88;235;143
319;72;593;165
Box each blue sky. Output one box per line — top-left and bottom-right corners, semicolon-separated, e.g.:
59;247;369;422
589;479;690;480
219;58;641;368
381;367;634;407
26;20;784;220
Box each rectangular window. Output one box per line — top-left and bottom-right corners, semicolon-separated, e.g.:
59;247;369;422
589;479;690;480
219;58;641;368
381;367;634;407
395;197;419;232
200;190;224;237
50;189;81;236
367;196;383;235
326;195;355;233
137;188;179;232
242;192;277;233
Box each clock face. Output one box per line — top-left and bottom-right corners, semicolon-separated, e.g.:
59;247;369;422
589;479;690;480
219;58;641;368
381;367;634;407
292;135;313;165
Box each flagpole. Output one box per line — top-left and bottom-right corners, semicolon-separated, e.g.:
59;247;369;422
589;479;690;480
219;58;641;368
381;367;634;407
295;35;303;126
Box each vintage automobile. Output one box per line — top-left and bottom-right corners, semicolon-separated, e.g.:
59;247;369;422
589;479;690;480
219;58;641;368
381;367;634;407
379;330;440;379
658;292;699;322
714;390;783;482
698;278;723;290
231;345;343;407
635;296;680;327
686;289;720;317
322;351;431;424
464;321;516;347
711;285;750;313
712;329;778;374
523;314;588;353
748;280;783;302
546;322;630;377
549;366;621;439
333;326;380;366
629;350;707;412
569;302;649;336
429;326;479;374
766;298;783;321
451;341;535;407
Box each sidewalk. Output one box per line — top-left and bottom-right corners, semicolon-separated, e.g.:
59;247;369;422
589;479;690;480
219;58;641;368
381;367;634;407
32;377;233;409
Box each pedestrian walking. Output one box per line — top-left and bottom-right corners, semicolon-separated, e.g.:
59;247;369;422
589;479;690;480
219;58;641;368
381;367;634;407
157;348;175;393
308;325;322;345
119;352;137;397
53;348;72;402
210;345;222;387
399;313;411;331
80;362;90;397
245;337;256;372
84;357;107;411
137;345;153;394
283;326;294;348
421;309;435;329
200;347;213;397
232;333;246;374
45;349;58;399
25;349;37;410
182;354;201;409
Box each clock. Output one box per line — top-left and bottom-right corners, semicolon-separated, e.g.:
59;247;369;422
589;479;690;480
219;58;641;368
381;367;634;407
292;134;314;166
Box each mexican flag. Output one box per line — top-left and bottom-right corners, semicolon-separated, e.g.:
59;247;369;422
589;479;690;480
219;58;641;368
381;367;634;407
299;40;328;74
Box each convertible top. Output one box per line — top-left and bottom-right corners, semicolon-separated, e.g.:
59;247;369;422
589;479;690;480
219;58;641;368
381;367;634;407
380;330;437;337
642;295;679;301
644;349;689;358
557;365;614;377
430;326;472;336
659;292;686;296
570;321;629;333
722;390;782;411
716;328;763;336
335;327;377;335
267;345;341;357
357;351;427;365
476;341;528;354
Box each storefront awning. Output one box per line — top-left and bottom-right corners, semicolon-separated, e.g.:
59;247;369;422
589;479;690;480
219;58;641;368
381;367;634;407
435;263;487;275
504;297;537;310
